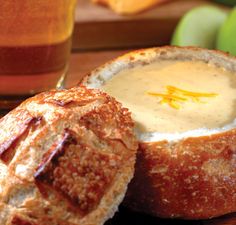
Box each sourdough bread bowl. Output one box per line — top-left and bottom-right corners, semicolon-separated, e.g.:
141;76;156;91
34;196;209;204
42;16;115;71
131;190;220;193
0;86;137;225
81;46;236;219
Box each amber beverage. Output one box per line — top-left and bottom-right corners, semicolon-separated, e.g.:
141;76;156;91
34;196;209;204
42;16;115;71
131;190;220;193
0;0;77;109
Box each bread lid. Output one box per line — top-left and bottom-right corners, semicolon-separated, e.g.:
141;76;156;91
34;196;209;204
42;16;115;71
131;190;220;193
0;86;137;225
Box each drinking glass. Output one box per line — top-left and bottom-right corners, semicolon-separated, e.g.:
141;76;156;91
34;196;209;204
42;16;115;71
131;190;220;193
0;0;77;109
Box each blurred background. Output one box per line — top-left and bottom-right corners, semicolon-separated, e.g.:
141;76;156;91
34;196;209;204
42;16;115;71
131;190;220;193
67;0;236;88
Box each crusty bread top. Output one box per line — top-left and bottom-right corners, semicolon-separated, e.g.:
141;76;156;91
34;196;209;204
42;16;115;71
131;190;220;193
82;46;236;142
0;86;137;225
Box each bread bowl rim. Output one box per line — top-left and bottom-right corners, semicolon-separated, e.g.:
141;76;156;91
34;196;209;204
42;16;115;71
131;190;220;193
81;46;236;143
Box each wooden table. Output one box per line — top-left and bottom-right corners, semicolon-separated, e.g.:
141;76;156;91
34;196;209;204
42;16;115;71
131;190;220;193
66;50;127;87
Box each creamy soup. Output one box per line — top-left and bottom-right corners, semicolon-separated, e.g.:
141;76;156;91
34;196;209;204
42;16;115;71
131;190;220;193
101;60;236;133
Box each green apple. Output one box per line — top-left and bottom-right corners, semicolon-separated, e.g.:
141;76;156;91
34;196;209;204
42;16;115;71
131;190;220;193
171;6;228;49
217;7;236;56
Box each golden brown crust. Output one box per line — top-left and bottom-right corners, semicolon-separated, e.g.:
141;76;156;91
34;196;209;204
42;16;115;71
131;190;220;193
125;130;236;219
81;46;236;219
0;86;137;225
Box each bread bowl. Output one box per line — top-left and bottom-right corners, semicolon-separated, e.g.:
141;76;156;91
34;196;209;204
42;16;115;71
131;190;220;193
81;46;236;219
0;86;137;225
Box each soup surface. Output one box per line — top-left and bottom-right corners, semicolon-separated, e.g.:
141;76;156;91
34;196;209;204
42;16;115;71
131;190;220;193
102;60;236;133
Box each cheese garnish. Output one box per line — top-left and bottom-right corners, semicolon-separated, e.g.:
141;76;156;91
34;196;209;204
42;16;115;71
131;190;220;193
147;86;218;109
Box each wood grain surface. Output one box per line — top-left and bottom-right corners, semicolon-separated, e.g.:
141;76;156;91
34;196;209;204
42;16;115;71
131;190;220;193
66;49;128;87
73;0;229;50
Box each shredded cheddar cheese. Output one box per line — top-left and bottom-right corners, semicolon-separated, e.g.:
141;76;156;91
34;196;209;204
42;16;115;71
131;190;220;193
147;86;218;109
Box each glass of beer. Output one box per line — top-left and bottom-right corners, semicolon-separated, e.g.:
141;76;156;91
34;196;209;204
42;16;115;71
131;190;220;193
0;0;77;109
